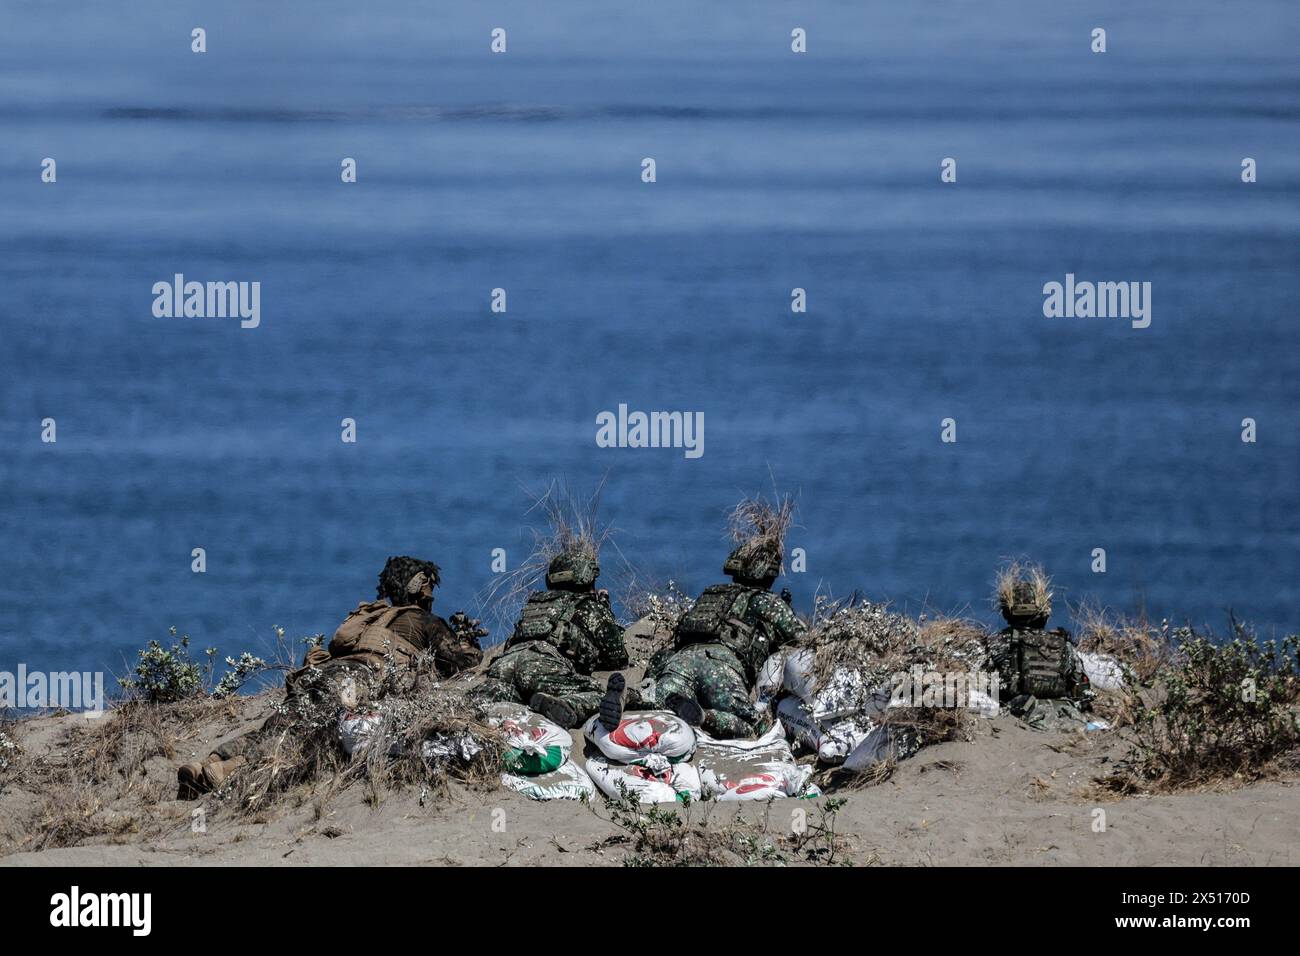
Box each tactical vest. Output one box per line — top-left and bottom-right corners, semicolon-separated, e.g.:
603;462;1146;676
506;590;599;673
994;627;1086;700
674;583;765;675
327;600;425;672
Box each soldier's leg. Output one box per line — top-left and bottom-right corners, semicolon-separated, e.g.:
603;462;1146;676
468;647;526;705
695;656;760;739
522;652;604;728
211;660;372;763
623;646;688;709
636;646;709;725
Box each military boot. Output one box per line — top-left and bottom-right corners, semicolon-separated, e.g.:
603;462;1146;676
664;692;704;727
177;754;247;799
598;673;626;731
529;692;583;729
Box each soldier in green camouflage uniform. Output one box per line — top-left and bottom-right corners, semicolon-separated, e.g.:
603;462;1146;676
470;550;628;729
622;540;804;738
985;576;1092;730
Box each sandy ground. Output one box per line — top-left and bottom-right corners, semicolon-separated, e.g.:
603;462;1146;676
3;622;1297;866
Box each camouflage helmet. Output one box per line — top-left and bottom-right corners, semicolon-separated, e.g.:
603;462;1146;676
724;541;781;587
1000;580;1051;625
546;550;599;590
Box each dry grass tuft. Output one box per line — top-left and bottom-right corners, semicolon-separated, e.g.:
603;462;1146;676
1;696;233;854
727;493;795;551
994;560;1053;618
593;788;852;867
226;667;505;817
477;478;612;636
1073;601;1178;685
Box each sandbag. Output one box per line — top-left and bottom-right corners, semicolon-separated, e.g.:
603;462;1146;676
339;709;485;764
483;701;572;775
583;710;696;764
586;753;702;804
776;696;877;764
501;760;596;801
755;651;786;711
842;723;920;771
422;731;484;766
782;647;890;720
1079;651;1126;693
338;709;396;757
694;723;818;800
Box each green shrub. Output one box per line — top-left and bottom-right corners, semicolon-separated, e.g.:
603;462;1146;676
1127;629;1300;788
117;629;213;703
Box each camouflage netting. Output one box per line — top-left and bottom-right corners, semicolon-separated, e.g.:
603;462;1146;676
994;560;1053;620
728;494;794;546
376;556;442;604
802;598;988;744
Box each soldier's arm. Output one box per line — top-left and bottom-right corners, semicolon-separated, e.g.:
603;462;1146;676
588;597;629;669
752;591;806;649
427;613;485;674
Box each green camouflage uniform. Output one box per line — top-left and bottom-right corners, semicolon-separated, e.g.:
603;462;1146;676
985;625;1087;699
635;583;804;738
471;589;627;720
985;623;1092;731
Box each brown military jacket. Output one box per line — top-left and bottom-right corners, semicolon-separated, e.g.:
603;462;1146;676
326;601;484;677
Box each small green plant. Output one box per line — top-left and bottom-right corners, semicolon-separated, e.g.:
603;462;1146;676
785;796;850;865
0;727;19;791
212;652;271;698
593;784;851;867
119;626;287;704
117;629;212;703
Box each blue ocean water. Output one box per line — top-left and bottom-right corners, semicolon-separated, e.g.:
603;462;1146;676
1;1;1297;679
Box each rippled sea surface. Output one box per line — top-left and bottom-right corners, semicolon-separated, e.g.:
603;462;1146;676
2;1;1297;675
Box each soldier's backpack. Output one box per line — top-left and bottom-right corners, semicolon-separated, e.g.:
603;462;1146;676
327;600;424;671
674;584;760;666
1001;628;1087;700
507;590;597;673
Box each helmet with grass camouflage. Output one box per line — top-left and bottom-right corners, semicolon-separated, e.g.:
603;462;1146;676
723;541;781;588
546;550;599;590
1000;580;1051;626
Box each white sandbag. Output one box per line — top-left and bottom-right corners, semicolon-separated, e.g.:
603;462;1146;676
338;709;395;757
482;701;572;775
782;647;891;720
583;710;696;764
586;753;702;804
422;731;484;765
755;651;786;711
694;723;817;800
340;709;485;763
776;696;877;764
842;723;920;771
1079;651;1126;693
501;759;596;801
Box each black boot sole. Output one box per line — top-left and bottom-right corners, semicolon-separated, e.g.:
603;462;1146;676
598;673;626;732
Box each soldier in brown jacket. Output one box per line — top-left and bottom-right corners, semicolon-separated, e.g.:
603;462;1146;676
176;556;483;798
